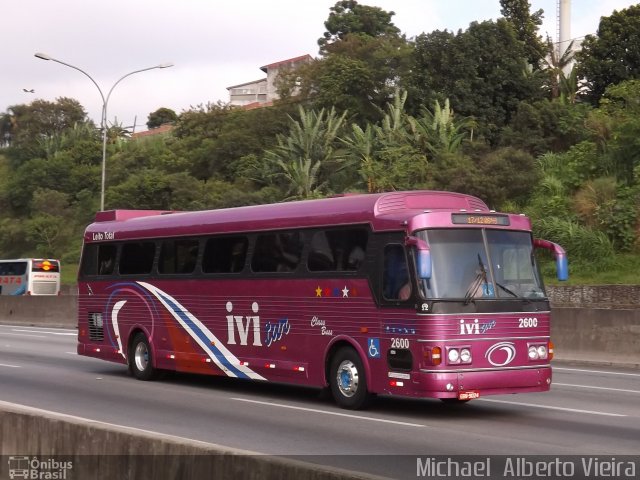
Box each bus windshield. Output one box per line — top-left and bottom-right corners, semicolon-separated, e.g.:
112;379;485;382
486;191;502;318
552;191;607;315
417;229;545;300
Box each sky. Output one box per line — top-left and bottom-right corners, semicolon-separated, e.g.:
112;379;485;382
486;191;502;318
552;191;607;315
2;0;637;132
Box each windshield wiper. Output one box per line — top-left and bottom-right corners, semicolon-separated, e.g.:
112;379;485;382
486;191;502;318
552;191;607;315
464;254;487;305
495;282;518;298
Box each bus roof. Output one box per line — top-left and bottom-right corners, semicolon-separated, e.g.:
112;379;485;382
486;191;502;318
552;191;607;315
84;191;492;241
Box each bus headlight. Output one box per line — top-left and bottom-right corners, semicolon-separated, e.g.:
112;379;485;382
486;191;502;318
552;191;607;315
448;348;460;363
528;343;549;361
537;345;548;359
460;348;472;363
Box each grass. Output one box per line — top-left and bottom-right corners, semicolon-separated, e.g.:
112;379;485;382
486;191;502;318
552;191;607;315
61;262;78;286
545;253;640;286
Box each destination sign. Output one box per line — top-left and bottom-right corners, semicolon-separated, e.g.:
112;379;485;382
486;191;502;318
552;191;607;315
451;214;510;226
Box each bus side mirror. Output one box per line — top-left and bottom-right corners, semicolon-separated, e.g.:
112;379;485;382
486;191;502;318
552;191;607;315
406;236;431;280
534;238;568;281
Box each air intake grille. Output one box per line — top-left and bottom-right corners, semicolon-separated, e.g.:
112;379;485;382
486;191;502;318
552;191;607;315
88;312;104;341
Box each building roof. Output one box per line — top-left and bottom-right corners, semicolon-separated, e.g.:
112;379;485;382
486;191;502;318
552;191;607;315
226;78;268;91
130;124;174;139
260;54;312;73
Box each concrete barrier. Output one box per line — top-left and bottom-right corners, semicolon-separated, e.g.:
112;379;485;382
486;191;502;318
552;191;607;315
0;401;383;480
0;295;77;328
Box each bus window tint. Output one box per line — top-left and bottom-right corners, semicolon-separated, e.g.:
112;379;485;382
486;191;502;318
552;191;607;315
159;239;199;274
120;242;155;275
80;245;116;276
202;236;248;273
307;229;368;272
0;261;27;276
252;232;303;273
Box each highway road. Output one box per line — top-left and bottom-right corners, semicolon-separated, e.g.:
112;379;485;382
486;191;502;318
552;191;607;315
1;323;639;479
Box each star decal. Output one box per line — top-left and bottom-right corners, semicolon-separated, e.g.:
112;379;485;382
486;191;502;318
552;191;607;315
315;286;323;297
342;286;349;298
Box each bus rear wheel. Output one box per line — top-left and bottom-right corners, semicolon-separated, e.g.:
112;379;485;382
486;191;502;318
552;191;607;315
129;332;158;381
329;347;370;410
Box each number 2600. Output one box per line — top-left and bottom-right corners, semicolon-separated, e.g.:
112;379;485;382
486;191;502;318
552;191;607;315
518;317;538;328
391;338;410;349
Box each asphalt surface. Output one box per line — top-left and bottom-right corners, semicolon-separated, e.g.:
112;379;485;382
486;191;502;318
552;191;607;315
1;323;639;479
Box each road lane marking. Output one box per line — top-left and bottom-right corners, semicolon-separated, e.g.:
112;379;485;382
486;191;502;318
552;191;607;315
0;325;76;332
477;398;626;417
0;363;21;368
232;398;424;427
12;329;76;336
554;382;640;394
555;367;640;377
0;332;46;338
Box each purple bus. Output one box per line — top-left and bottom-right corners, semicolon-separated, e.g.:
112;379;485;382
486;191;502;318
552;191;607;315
77;190;568;409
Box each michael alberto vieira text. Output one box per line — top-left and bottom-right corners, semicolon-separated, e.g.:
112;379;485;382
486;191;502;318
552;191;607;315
416;457;638;478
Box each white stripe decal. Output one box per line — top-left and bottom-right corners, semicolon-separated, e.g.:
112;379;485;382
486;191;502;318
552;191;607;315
137;282;265;380
111;300;127;359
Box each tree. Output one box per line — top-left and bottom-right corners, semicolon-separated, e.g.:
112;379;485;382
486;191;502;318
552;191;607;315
265;106;347;199
576;4;640;105
542;35;576;99
147;107;178;129
409;20;545;144
408;98;474;157
318;0;400;53
500;0;546;68
278;0;411;124
0;98;89;166
341;90;428;192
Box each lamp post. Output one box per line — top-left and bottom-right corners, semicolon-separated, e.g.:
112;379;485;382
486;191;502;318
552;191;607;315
34;52;173;211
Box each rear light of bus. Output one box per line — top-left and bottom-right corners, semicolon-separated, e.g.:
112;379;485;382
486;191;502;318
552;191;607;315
549;341;554;360
389;380;404;387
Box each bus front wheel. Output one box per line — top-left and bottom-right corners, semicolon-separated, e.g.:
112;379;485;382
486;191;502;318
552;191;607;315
329;347;370;410
129;332;158;381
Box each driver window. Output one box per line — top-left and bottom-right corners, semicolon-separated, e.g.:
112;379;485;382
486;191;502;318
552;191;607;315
383;244;411;301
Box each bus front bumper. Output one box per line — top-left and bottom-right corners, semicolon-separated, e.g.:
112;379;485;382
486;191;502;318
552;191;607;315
414;365;552;399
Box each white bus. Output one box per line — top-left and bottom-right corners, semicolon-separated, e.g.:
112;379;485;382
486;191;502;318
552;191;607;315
0;258;61;295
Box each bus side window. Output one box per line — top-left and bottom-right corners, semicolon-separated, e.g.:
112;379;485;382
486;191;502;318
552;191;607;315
159;239;199;274
252;232;302;273
307;228;368;272
98;245;117;275
308;231;335;271
80;244;116;276
383;244;411;300
203;236;248;273
120;242;155;275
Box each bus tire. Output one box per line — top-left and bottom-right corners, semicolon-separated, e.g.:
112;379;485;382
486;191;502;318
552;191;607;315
129;332;158;381
330;347;370;410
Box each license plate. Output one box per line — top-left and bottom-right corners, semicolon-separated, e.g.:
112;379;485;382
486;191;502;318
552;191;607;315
458;390;480;400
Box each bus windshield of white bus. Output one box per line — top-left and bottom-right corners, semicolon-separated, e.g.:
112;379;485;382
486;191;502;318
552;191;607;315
416;229;545;300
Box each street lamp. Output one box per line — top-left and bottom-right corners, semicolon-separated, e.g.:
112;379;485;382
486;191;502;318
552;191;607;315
34;52;173;211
